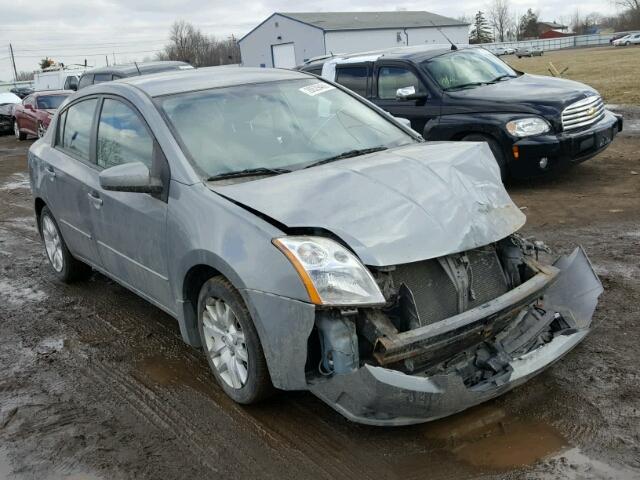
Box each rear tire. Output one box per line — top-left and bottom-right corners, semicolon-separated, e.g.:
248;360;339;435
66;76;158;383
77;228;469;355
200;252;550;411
14;120;26;141
461;133;508;181
39;206;92;283
197;276;274;404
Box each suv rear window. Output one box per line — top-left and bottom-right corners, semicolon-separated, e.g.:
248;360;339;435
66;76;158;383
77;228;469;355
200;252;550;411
336;66;368;97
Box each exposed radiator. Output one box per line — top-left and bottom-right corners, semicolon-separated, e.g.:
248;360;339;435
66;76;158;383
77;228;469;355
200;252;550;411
390;246;509;327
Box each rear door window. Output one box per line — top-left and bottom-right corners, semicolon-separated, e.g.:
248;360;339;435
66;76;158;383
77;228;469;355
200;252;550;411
78;75;93;89
335;66;369;97
377;67;425;100
93;73;113;84
96;98;153;169
60;99;98;162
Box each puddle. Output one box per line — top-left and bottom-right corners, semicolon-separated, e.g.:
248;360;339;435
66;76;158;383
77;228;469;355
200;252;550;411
0;173;30;191
0;279;47;306
135;355;214;397
36;338;65;355
423;405;568;471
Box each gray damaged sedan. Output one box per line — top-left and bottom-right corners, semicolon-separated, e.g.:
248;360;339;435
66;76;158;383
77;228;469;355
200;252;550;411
28;67;603;425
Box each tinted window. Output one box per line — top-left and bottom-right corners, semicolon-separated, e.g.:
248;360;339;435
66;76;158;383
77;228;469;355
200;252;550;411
97;99;153;169
37;95;68;110
377;67;425;100
304;66;323;75
78;75;93;89
336;66;368;97
61;99;98;161
93;73;113;84
64;76;79;90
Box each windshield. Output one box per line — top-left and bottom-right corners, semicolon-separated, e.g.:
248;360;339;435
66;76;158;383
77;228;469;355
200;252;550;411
422;48;517;91
159;78;415;178
36;95;68;110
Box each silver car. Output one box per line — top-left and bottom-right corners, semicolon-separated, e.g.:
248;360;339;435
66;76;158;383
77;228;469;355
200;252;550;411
28;67;602;425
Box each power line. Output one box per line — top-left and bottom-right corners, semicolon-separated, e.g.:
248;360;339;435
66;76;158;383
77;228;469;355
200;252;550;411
14;39;169;52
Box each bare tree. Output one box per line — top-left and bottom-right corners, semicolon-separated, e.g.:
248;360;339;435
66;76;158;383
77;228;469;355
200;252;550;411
614;0;640;11
487;0;511;42
157;20;240;67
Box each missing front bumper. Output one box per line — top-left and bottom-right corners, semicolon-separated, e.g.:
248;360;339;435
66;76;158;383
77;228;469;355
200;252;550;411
309;247;602;426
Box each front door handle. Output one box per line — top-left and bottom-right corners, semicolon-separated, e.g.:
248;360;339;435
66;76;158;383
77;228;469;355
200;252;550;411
87;192;103;209
45;166;56;180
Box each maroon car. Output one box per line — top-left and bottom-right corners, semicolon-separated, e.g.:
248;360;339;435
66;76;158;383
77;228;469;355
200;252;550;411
14;90;71;140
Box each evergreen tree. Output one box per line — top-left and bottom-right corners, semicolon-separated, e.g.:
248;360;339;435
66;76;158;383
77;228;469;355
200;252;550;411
470;11;493;43
518;9;539;39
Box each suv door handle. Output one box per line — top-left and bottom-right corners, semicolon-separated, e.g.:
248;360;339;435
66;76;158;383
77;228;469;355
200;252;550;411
87;191;103;209
45;166;56;180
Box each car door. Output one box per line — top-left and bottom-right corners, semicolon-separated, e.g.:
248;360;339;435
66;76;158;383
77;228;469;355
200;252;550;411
21;96;36;134
44;97;102;264
89;96;173;310
372;62;440;136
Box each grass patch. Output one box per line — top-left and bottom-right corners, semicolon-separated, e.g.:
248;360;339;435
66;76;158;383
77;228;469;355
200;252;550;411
505;46;640;105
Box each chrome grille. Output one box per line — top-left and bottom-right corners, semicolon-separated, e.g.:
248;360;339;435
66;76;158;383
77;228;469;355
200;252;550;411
562;95;605;131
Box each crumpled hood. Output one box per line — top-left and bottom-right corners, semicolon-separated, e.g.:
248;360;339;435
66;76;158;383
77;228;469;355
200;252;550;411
209;142;526;266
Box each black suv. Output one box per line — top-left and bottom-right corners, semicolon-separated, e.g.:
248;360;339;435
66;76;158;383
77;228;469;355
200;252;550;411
76;61;193;90
299;46;623;178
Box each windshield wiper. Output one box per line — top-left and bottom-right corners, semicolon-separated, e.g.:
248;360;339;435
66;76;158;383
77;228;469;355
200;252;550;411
303;146;388;169
207;167;291;181
444;82;491;91
490;74;517;82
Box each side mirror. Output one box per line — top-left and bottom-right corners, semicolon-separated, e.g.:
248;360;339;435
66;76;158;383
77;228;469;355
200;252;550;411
99;162;163;194
396;85;427;101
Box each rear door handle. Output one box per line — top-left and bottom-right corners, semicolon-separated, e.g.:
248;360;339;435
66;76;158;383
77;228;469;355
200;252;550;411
87;192;103;209
45;166;56;179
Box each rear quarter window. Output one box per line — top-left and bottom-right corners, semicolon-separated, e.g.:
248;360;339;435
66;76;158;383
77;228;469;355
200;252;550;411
335;66;369;97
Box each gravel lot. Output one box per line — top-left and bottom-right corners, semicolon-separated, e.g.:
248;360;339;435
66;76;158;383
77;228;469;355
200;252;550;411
0;112;638;479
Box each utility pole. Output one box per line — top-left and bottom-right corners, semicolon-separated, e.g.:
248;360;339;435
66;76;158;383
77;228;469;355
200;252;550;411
9;43;18;82
105;55;109;66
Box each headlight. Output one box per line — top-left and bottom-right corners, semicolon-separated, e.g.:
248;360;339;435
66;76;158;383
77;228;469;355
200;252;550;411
506;117;550;137
273;236;385;306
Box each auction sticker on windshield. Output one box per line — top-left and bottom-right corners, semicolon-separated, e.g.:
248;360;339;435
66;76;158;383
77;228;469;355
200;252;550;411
299;83;336;96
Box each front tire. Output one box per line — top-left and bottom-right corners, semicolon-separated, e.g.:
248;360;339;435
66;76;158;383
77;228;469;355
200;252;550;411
14;120;26;141
197;276;273;404
39;206;92;283
462;133;507;180
37;121;46;139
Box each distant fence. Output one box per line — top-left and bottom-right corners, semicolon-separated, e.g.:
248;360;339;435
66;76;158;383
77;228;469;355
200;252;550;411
485;33;614;52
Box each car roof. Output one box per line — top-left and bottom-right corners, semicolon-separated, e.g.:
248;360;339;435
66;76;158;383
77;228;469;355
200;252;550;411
119;66;313;97
33;90;73;96
301;44;474;68
82;61;191;77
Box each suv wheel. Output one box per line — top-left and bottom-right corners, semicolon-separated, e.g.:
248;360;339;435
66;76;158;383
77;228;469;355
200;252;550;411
14;120;26;141
462;133;507;180
39;206;92;282
198;276;273;404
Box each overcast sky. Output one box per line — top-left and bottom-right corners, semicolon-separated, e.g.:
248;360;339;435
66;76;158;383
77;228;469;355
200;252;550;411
0;0;620;81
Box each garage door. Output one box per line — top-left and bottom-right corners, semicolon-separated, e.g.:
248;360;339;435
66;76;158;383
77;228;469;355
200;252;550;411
272;43;296;69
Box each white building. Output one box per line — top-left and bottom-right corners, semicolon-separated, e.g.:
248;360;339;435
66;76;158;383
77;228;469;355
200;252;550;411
239;11;469;69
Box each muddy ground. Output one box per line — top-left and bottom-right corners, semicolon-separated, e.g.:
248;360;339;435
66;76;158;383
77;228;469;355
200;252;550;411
0;110;638;480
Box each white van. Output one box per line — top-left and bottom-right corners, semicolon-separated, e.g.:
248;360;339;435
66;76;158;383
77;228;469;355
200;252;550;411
33;67;87;91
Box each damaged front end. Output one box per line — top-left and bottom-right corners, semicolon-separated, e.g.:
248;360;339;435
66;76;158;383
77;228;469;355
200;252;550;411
307;236;602;426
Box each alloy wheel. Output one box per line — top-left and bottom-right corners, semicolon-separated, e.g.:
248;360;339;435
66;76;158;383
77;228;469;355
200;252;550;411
42;214;64;272
37;123;46;138
201;297;249;389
